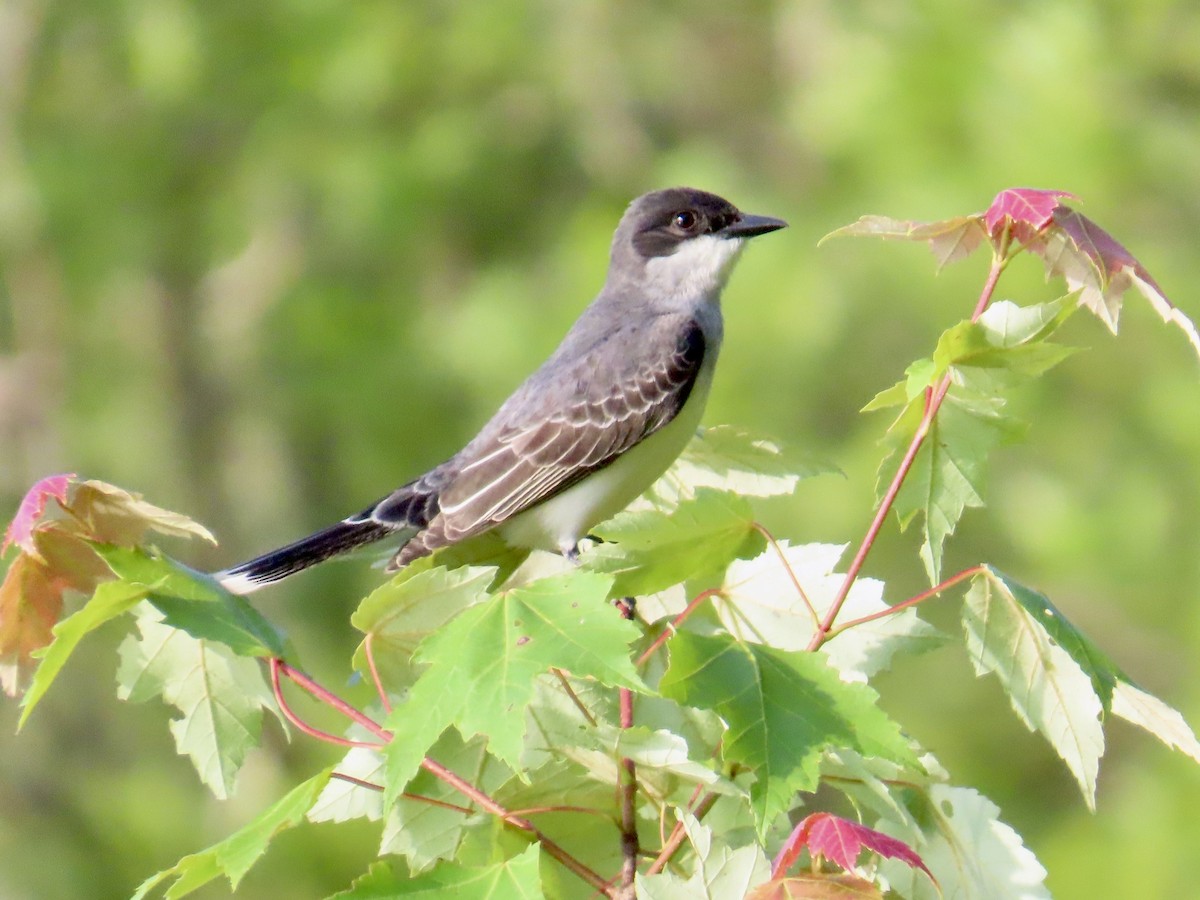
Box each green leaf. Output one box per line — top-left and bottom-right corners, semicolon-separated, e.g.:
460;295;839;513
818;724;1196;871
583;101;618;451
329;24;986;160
117;610;278;799
714;541;943;682
18;579;147;728
329;845;544;899
640;815;770;899
874;301;1074;583
382;571;644;808
980;568;1200;763
651;425;836;505
133;767;333;899
659;632;916;836
585;489;764;597
95;545;285;657
963;571;1105;809
886;391;1020;583
351;561;497;690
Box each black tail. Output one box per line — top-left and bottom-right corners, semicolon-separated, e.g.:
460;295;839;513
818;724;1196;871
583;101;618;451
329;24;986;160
215;518;394;594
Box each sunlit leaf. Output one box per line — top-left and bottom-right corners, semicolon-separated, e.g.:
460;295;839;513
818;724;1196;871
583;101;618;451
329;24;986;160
1111;681;1200;763
747;871;883;899
963;572;1104;809
66;479;216;546
984;187;1074;242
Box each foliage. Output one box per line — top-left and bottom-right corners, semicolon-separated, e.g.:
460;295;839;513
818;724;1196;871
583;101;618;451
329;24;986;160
3;189;1199;897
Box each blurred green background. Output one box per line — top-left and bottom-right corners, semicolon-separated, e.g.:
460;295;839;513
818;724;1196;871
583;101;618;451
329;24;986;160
2;0;1199;896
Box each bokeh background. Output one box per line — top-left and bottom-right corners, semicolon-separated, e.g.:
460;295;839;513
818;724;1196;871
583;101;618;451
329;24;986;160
2;1;1199;897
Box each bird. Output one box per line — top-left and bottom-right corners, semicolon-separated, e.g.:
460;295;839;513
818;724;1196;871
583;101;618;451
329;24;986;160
215;187;786;595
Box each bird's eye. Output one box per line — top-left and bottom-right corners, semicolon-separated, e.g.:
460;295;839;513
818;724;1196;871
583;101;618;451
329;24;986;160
672;210;698;230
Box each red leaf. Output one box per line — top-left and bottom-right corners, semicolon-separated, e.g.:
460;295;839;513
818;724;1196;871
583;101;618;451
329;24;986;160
772;813;934;885
984;188;1075;240
1033;207;1200;360
3;474;75;556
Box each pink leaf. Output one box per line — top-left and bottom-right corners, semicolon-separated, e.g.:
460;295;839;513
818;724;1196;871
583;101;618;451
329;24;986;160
984;188;1075;240
1032;207;1200;361
772;813;934;885
3;474;75;556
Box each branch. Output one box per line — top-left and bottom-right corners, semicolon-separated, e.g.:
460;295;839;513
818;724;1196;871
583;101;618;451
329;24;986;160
824;564;984;639
636;588;724;668
807;250;1009;650
617;600;639;891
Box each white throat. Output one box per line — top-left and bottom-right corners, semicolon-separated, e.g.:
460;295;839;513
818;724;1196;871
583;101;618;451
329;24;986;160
643;235;746;303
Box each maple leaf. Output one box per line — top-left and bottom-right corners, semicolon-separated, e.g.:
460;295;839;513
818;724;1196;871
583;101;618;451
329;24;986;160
746;872;882;900
770;812;933;885
0;555;66;697
1032;206;1200;360
65;479;216;547
983;188;1075;243
821;214;988;270
2;473;74;556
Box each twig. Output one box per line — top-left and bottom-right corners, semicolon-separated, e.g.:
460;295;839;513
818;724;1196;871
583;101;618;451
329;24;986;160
752;521;819;625
553;667;597;726
807;250;1008;650
636;588;724;668
363;633;392;714
824;564;984;639
420;756;613;895
270;658;387;749
273;659;612;896
644;791;721;876
616;600;639;891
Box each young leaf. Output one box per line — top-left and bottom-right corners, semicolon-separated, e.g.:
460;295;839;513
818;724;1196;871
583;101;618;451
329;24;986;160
2;473;74;555
820;214;989;270
639;815;770;900
876;301;1073;582
983;187;1074;243
715;541;942;682
17;580;147;726
382;571;644;807
585;489;764;597
770;811;933;885
96;545;285;658
66;479;216;546
117;610;278;799
963;573;1105;809
1035;207;1200;360
132;767;333;899
328;844;544;899
659;632;916;836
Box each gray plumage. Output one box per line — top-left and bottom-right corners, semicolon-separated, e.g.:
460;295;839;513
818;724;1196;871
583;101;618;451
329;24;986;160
216;187;785;594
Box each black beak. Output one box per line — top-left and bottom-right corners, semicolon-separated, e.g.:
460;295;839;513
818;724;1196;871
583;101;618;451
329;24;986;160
720;213;788;239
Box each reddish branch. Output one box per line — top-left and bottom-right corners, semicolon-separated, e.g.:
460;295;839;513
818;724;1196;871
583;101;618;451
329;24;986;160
807;249;1009;650
270;657;614;896
616;600;639;891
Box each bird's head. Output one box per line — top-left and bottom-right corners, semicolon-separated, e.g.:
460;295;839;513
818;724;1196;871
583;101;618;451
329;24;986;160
609;187;787;301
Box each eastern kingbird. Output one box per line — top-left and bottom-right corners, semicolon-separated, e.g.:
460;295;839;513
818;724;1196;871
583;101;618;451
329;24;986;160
216;187;786;594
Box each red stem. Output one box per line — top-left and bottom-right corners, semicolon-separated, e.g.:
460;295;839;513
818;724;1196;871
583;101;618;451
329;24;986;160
270;658;387;749
272;659;612;895
636;588;723;668
363;633;392;714
824;564;983;639
807;251;1007;650
752;521;818;624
